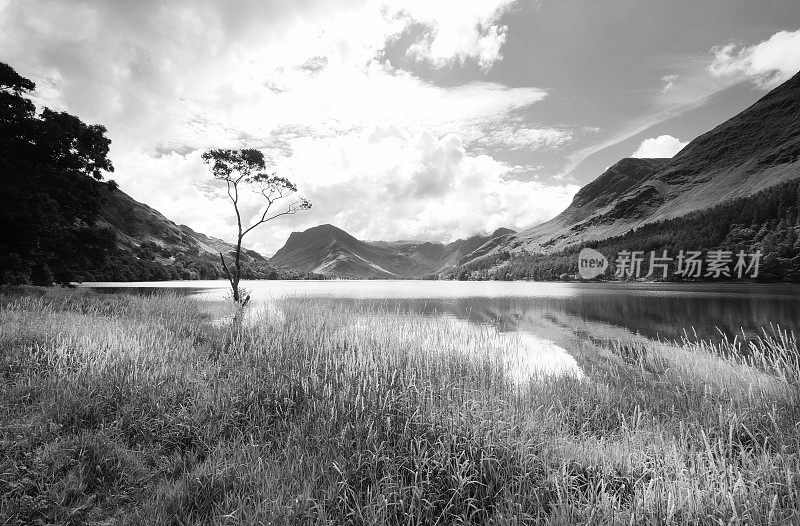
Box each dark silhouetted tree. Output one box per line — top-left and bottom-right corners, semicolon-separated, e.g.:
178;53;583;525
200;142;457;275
0;62;116;285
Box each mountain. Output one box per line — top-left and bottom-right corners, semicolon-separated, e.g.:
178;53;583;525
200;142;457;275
471;176;800;282
269;224;515;278
99;187;237;258
268;224;406;279
465;70;800;265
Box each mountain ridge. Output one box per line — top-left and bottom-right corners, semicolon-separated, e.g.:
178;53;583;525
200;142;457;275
269;224;516;278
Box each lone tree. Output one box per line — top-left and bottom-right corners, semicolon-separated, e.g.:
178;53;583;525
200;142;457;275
202;148;310;303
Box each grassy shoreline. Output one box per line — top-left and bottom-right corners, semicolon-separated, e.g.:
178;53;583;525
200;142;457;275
1;287;798;524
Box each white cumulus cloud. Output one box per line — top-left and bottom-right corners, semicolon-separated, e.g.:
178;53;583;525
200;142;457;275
399;0;515;70
709;28;800;89
257;127;579;254
631;135;687;158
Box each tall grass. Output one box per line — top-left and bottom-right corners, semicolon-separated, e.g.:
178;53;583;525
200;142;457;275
1;287;798;525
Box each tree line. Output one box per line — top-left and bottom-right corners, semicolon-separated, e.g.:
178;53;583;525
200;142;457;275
445;176;800;282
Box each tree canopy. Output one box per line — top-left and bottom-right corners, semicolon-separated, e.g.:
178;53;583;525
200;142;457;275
0;62;117;285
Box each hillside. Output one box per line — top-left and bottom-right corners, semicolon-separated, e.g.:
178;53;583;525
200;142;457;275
80;185;292;281
99;187;237;258
452;176;800;282
486;71;800;259
270;224;515;278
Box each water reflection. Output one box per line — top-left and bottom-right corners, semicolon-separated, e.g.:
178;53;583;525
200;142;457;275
500;330;583;381
82;280;800;343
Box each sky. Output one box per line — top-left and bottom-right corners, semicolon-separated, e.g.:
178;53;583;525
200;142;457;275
2;0;800;255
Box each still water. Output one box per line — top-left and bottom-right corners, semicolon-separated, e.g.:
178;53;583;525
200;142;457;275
82;280;800;343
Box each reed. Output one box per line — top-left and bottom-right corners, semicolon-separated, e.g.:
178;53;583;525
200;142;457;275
1;287;798;525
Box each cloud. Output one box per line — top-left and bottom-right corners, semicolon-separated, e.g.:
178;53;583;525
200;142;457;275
0;1;535;150
120;127;580;256
631;135;687;158
661;74;678;93
398;0;515;70
0;0;573;253
262;127;579;254
469;125;572;152
709;28;800;89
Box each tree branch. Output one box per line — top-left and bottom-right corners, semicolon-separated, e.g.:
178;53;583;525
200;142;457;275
240;200;308;238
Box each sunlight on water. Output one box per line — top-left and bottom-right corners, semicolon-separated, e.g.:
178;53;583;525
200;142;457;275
442;317;584;381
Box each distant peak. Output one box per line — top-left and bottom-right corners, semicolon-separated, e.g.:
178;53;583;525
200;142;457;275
491;227;516;237
288;223;344;237
306;223;347;234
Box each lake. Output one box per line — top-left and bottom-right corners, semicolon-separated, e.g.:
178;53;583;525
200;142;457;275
82;280;800;344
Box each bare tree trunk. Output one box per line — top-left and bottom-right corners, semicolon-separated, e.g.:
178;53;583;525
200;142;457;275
219;252;239;302
220;235;247;305
233;235;243;303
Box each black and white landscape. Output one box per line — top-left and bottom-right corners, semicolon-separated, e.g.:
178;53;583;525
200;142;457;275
2;1;800;524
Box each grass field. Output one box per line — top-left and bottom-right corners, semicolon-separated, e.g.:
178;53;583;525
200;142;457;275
1;287;799;525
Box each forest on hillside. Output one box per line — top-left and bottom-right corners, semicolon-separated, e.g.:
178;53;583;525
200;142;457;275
446;176;800;283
